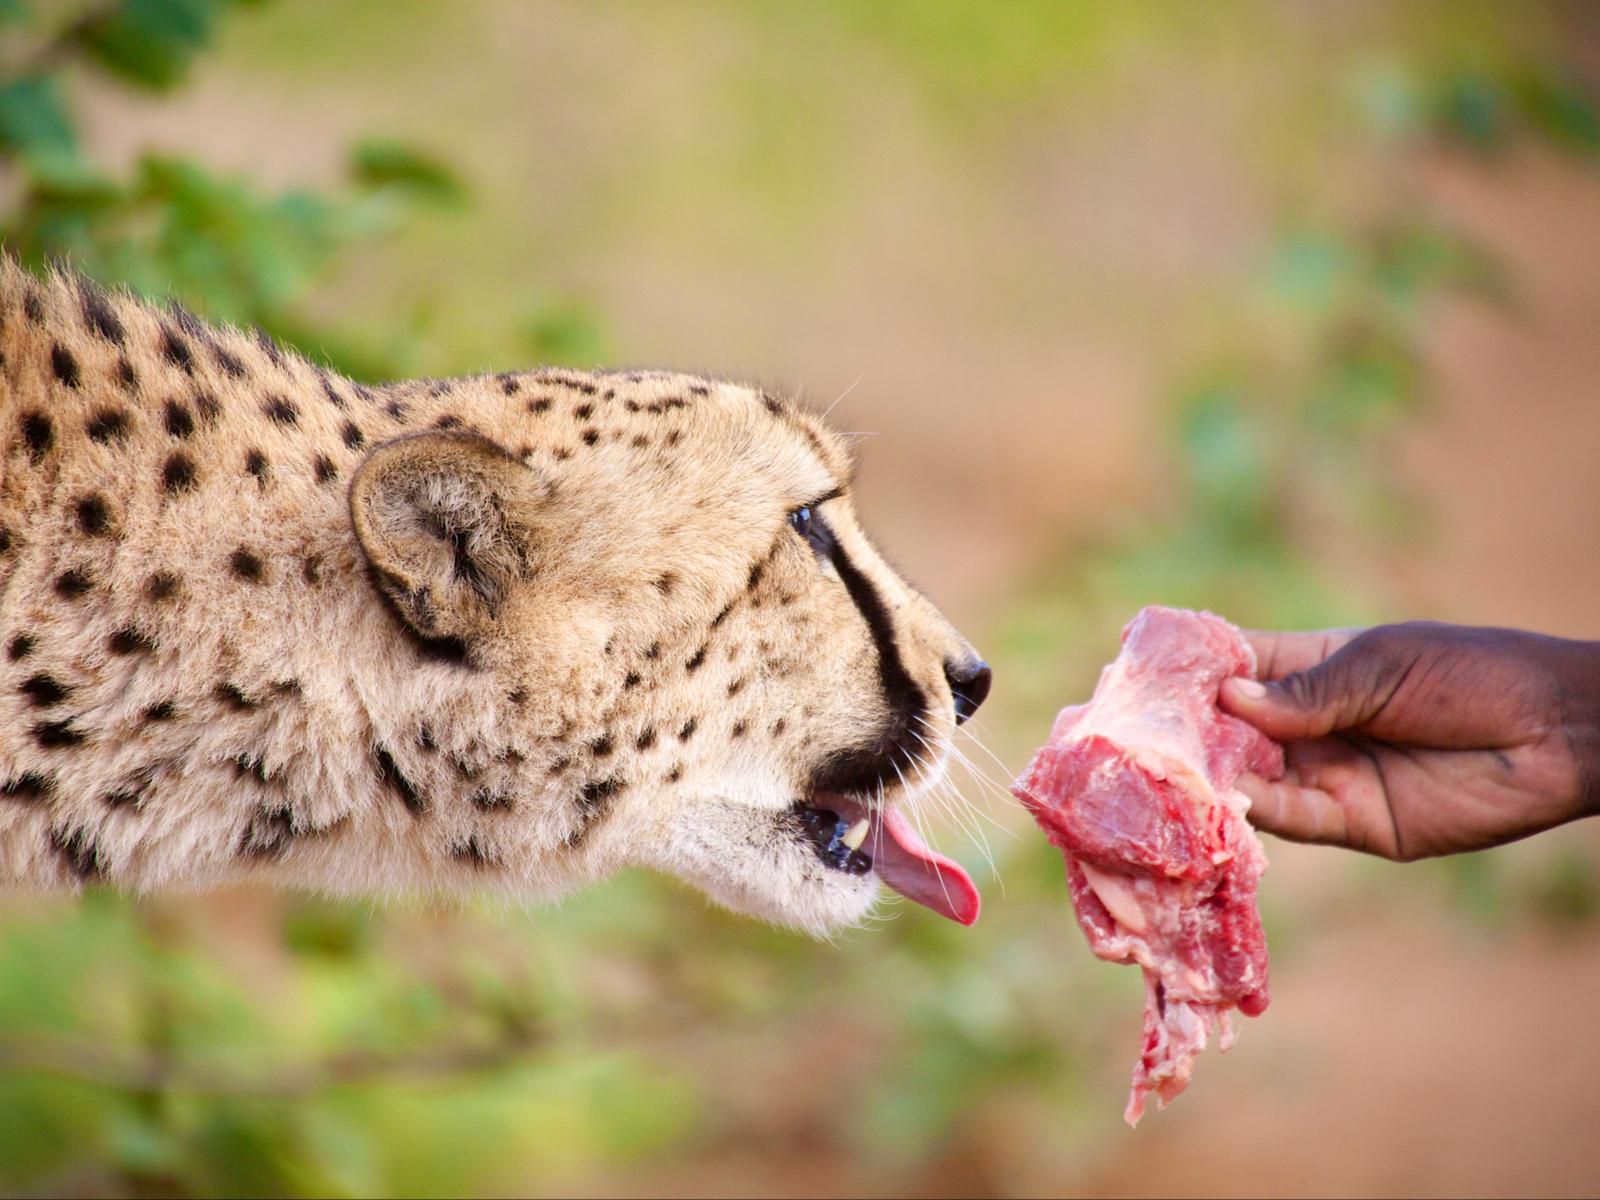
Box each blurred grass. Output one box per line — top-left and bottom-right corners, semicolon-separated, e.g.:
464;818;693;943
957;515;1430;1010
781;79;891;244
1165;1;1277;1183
4;2;1600;1197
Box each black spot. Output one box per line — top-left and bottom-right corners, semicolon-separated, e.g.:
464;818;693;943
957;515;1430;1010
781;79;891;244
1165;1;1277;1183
20;674;69;706
763;395;783;416
87;408;131;442
22;288;44;323
75;494;111;536
162;451;198;493
245;449;269;482
233;753;272;785
631;434;649;449
2;772;54;800
212;344;247;378
313;454;338;484
253;326;285;366
341;421;365;449
664;766;682;784
747;562;765;591
530;397;552;415
7;633;35;660
679;717;697;741
163;399;195;439
574;403;593;421
168;302;206;339
582;428;600;446
666;429;682;447
579;777;622;808
451;835;498;868
228;548;264;582
685;647;706;673
644;642;660;659
50;344;80;388
727;678;745;697
418;725;438;753
142;700;176;722
472;788;512;811
103;786;144;809
52;827;105;879
263;396;299;426
710;603;733;629
623;671;642;689
635;727;657;751
434;414;461;430
214;683;256;711
21;411;53;460
238;807;294;859
374;746;426;816
195;392;221;423
108;627;154;655
144;572;179;602
732;721;748;738
654;572;676;595
81;287;125;344
689;383;710;397
507;687;528;706
771;718;787;736
54;568;93;599
33;719;86;748
272;679;302;697
500;375;521;395
115;357;138;390
589;734;614;757
386;399;408;422
160;326;194;373
318;373;347;409
0;526;10;554
302;555;322;585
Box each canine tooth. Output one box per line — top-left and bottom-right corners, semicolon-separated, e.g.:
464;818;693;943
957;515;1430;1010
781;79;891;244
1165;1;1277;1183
840;818;870;851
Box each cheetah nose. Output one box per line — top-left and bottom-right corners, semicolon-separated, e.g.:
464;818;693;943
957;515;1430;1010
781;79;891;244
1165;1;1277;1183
944;657;992;726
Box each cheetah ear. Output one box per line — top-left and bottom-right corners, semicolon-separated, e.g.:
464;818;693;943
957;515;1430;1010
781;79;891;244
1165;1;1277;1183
350;432;543;646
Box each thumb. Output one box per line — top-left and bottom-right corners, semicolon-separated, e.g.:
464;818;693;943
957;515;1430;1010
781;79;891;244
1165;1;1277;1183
1220;647;1390;742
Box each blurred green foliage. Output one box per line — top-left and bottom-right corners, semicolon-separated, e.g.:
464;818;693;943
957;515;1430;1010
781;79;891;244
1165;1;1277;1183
3;4;1600;1198
0;0;459;381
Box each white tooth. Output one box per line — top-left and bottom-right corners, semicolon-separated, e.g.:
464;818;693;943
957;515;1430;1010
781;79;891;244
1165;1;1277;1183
840;818;870;852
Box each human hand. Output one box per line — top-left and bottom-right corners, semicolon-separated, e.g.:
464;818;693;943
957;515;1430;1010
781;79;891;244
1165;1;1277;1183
1218;622;1600;860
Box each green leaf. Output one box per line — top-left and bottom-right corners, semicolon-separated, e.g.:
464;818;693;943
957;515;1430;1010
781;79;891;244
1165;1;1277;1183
1514;68;1600;156
83;0;222;90
0;76;78;170
349;138;464;204
0;0;30;25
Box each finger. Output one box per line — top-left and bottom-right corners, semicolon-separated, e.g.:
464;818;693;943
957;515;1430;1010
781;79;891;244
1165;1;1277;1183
1237;628;1362;681
1222;630;1404;742
1235;771;1351;848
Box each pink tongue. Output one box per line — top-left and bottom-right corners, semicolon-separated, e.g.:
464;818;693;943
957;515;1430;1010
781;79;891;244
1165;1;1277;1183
873;807;981;926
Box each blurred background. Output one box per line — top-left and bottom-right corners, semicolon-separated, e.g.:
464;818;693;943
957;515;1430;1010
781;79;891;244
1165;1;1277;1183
3;2;1599;1196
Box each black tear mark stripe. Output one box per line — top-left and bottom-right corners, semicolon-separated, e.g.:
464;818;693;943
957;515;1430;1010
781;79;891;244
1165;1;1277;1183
817;518;925;719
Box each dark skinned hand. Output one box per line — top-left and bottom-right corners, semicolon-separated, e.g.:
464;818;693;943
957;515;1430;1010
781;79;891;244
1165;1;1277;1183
1217;622;1600;861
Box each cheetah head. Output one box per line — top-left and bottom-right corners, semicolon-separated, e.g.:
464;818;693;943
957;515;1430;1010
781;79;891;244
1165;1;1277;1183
349;381;988;935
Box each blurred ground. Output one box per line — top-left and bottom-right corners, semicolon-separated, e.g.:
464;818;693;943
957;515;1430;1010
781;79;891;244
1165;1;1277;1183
6;3;1600;1197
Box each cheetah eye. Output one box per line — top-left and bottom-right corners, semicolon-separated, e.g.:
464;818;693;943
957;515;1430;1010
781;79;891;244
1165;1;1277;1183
788;505;812;538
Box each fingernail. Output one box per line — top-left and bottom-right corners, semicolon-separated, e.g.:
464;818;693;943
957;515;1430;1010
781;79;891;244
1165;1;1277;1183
1230;678;1267;700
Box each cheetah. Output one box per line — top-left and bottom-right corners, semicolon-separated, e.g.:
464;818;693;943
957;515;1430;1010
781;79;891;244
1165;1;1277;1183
0;258;991;934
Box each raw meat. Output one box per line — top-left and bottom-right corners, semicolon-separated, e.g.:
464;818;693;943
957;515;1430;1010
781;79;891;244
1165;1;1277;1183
1011;606;1284;1125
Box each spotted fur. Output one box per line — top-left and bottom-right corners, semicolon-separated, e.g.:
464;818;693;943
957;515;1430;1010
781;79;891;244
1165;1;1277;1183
0;258;983;933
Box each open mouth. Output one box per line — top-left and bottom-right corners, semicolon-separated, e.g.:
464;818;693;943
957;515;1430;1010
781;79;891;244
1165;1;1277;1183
791;795;981;926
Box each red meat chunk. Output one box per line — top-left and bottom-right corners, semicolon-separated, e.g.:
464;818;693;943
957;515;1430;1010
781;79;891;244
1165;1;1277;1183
1012;606;1284;1125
